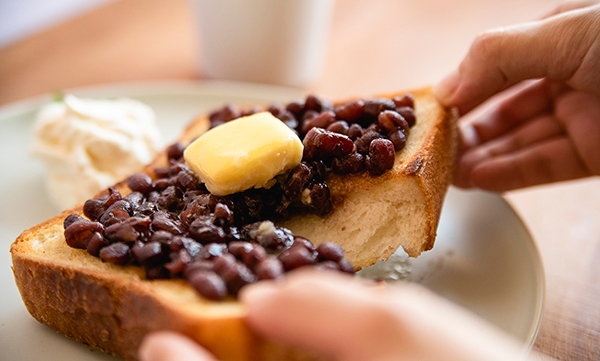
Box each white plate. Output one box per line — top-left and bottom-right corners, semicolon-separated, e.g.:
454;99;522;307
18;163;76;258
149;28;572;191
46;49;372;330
0;80;544;360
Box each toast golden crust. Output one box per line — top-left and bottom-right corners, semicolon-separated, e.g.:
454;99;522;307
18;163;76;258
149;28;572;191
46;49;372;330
11;87;457;360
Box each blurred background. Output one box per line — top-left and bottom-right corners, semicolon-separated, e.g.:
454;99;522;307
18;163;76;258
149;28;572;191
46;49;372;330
0;0;552;105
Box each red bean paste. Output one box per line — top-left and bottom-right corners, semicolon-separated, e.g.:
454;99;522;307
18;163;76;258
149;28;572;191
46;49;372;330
62;94;416;300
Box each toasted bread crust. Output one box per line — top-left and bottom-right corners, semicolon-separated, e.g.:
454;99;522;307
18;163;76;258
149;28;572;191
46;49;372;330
11;87;457;360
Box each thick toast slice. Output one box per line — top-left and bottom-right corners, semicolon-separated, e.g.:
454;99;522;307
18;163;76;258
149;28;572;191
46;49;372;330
11;87;458;361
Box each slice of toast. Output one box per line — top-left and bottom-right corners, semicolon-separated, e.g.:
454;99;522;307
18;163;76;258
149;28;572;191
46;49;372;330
11;87;458;361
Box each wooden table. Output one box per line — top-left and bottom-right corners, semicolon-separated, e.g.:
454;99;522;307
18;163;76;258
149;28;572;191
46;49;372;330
1;0;599;360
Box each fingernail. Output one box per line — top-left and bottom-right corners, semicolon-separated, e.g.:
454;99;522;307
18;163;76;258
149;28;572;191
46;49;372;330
459;124;480;150
139;332;215;361
433;70;460;104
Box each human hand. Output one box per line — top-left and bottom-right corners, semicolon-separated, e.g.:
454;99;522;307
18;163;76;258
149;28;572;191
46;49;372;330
139;270;544;361
139;330;218;361
434;1;600;191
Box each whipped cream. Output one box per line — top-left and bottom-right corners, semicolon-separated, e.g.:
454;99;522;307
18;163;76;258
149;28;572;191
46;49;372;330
31;94;163;210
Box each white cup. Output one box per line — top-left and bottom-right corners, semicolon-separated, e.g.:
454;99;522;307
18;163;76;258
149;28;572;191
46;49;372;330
191;0;335;87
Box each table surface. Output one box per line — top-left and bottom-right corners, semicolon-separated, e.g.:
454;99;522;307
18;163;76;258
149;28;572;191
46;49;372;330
1;0;599;360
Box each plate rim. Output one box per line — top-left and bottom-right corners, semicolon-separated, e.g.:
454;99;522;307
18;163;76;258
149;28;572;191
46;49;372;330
499;190;546;349
0;80;546;351
0;79;307;122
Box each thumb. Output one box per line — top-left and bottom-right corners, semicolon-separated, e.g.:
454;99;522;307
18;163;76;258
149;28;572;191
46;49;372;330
434;5;600;113
139;331;219;361
240;271;402;361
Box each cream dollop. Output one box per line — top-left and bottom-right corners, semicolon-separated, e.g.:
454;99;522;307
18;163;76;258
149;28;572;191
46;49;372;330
31;94;163;210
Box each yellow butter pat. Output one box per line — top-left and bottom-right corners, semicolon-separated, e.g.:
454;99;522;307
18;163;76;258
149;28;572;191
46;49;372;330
184;112;304;196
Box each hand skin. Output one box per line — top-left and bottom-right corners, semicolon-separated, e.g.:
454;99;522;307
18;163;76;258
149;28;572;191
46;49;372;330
139;271;551;361
433;1;600;191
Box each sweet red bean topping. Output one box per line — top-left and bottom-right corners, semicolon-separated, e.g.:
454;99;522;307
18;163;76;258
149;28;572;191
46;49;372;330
189;218;226;244
220;262;257;296
268;103;285;117
292;236;317;253
255;257;284;280
177;170;201;191
327;120;350;135
303;128;354;160
279;246;317;271
100;242;131;265
86;232;107;256
83;188;121;221
167;142;185;160
213;203;233;227
227;241;254;260
213;253;238;274
388;130;407;152
64;214;84;229
335;100;364;122
209;103;238;127
188;271;227;300
242;245;267;269
150;230;173;244
100;209;130;227
64;220;104;249
124;191;144;211
302;109;319;124
128;173;153;194
200;243;228;258
146;192;160;204
332;152;365;175
99;200;132;226
367;139;396;175
132;241;165;266
309;160;328;183
284;162;313;200
181;236;204;258
185;259;215;278
226;226;243;242
302;183;332;214
316;260;340;272
104;220;140;244
366;122;382;134
151;211;184;235
355;130;384;154
64;93;417;299
378;110;402;133
154;167;170;179
301;110;336;133
347;123;364;140
157;186;184;212
165;249;192;275
338;258;356;273
305;94;333;113
279;111;298;130
363;99;396;120
244;221;295;250
396;106;416;127
317;242;345;262
286;101;304;117
392;94;415;108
